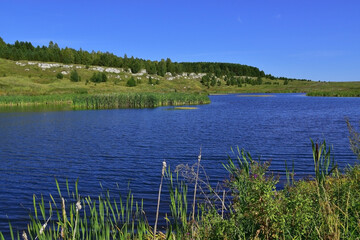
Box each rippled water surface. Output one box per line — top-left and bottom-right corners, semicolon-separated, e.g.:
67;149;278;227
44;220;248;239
1;93;359;234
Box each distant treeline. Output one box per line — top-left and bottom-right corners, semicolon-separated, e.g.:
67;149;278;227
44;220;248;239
0;37;268;77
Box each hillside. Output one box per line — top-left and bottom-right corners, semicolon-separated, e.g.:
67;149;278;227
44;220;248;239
0;58;359;98
0;37;359;108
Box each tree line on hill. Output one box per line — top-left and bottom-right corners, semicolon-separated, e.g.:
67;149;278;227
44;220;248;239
0;37;266;77
0;37;310;81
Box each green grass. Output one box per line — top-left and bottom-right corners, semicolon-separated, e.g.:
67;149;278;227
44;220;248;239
0;58;359;109
2;139;360;240
0;92;209;110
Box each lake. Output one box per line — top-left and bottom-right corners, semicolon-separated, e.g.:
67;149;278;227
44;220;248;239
0;93;359;234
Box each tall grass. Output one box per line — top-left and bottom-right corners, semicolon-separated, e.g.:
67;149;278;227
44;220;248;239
307;91;360;97
0;92;210;110
72;93;210;109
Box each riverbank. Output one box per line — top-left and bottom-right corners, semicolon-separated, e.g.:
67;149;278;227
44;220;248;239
1;58;359;109
0;92;210;109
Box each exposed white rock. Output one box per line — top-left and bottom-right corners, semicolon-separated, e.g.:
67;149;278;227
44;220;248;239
139;69;147;74
76;66;82;69
28;62;36;65
105;68;121;73
62;65;73;68
16;62;26;67
38;63;61;69
61;71;69;75
165;72;172;76
25;68;30;71
132;72;144;76
189;73;196;77
90;66;104;72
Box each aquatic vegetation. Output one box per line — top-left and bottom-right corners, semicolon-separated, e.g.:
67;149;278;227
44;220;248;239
72;93;210;109
0;92;210;110
307;91;360;97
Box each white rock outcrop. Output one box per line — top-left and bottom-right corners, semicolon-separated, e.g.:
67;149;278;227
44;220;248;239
105;68;121;73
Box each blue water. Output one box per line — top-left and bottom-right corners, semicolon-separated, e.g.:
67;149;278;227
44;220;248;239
0;93;359;234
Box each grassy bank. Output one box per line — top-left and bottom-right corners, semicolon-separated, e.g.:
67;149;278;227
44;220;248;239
307;90;360;97
2;139;360;240
1;58;359;107
72;93;210;109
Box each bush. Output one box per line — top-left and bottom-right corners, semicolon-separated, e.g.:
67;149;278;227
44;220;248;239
70;70;80;82
126;77;136;87
90;72;107;83
56;72;64;79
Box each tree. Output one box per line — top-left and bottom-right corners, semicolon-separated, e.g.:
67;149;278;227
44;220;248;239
158;59;167;77
70;70;80;82
256;77;263;85
210;75;216;87
0;37;6;48
201;74;211;86
131;60;142;73
61;47;75;64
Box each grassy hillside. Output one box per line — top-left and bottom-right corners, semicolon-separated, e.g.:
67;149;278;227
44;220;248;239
0;58;359;107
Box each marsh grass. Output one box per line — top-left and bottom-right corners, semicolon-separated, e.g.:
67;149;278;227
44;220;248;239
307;91;360;97
72;93;209;110
0;92;210;110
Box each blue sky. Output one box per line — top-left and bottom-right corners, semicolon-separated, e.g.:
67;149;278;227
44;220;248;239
0;0;359;81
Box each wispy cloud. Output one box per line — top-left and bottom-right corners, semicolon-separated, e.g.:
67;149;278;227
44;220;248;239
237;16;243;23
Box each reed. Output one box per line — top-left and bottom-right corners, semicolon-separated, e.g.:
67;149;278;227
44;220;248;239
153;161;166;240
72;92;210;110
307;91;360;97
0;92;210;110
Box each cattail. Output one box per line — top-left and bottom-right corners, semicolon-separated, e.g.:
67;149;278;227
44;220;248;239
73;199;82;240
192;148;201;221
61;197;66;238
153;160;166;240
22;231;28;240
76;200;82;211
221;190;226;219
35;216;51;240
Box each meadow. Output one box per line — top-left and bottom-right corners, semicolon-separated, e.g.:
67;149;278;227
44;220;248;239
0;58;359;109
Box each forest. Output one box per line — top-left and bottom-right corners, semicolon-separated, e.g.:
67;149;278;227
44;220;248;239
0;37;272;78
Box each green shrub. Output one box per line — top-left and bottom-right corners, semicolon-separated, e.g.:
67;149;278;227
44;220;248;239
70;70;80;82
90;72;107;83
56;72;63;79
126;77;136;87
